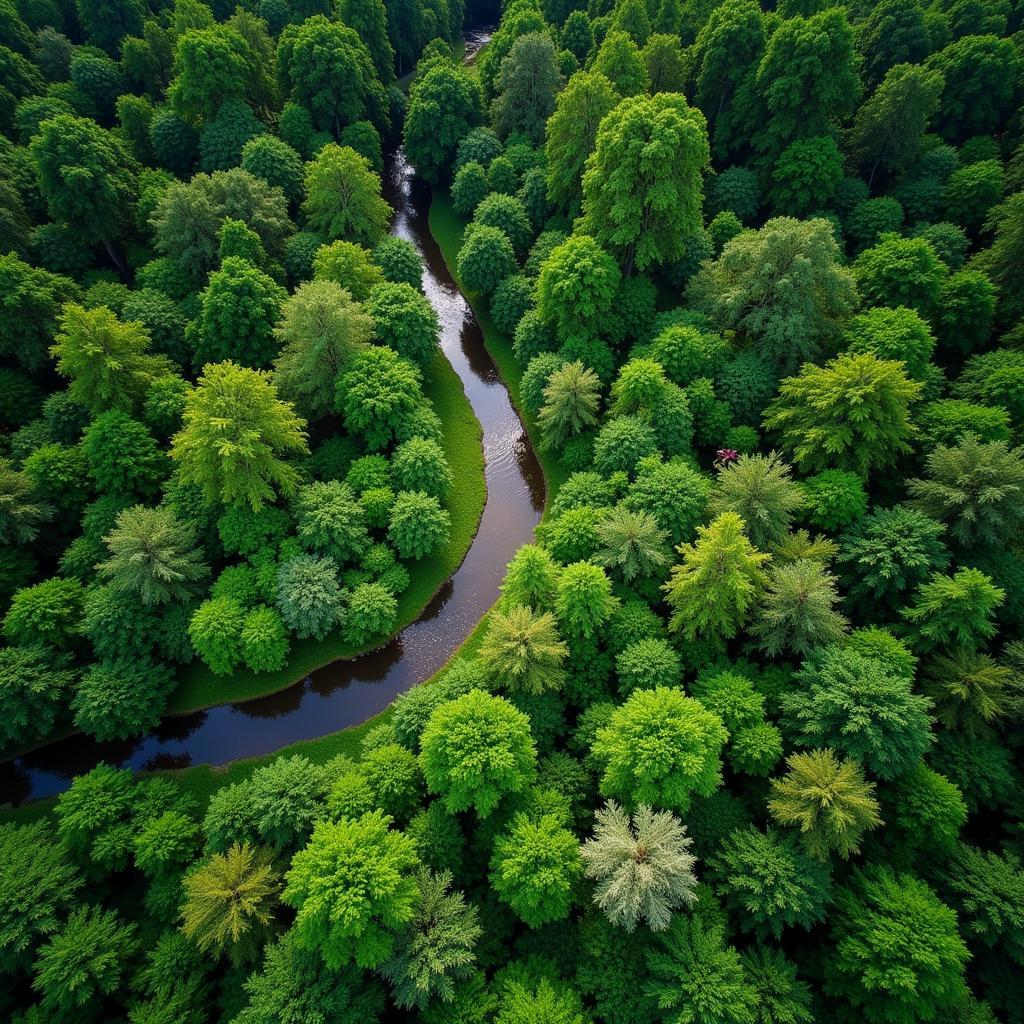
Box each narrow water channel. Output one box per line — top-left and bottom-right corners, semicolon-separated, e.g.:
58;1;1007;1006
2;123;544;803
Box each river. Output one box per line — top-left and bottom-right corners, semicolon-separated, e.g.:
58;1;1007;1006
1;58;545;804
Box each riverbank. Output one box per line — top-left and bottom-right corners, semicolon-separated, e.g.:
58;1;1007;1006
429;189;570;512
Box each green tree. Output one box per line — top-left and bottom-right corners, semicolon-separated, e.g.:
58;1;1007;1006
168;25;265;124
492;32;563;145
744;9;859;165
276;554;345;639
782;647;934;780
189;596;245;675
391;437;451;498
52;304;171;415
545;71;618;216
764;352;921;477
858;0;930;85
535;234;620;344
379;868;480;1009
273;280;371;419
689;218;857;374
0;646;75;748
942;844;1024;967
593;30;648;97
3;576;83;650
456;224;516;296
582;92;709;274
826;866;968;1024
241;135;305;208
926;34;1021;141
192;256;286;369
711;826;832;939
555;560;618;639
751;559;848;657
72;656;174;740
33;906;138;1016
82;410;166;498
241;605;289;671
490;811;583;926
303;144;391;247
0;254;82;373
30;114;138;274
345;582;397;646
366;282;439;371
0;457;52;544
338;0;395;82
181;843;281;966
389;490;450;559
853;233;946;316
235;931;385;1024
0;820;81;976
404;61;484;184
283;811;419;968
537;361;602;451
481;605;568;695
419;689;537;816
581;800;698;932
501;542;561;611
663;512;770;642
901;567;1003;652
593;505;670;583
837;505;949;607
75;0;145;54
921;648;1021;736
171;361;308;511
908;434;1024;549
847;64;944;190
769;749;882;861
770;136;844;216
294;480;369;564
645;915;758;1024
594;686;727;813
278;16;386;137
643;33;685;92
707;452;803;551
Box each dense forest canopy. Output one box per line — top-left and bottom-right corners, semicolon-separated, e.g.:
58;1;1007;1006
1;0;1024;1018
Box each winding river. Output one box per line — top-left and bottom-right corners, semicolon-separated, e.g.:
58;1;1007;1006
1;58;545;803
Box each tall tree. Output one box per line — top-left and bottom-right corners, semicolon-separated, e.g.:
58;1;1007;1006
663;511;770;642
277;16;387;137
338;0;395;82
404;60;484;185
847;64;943;190
302;144;391;247
283;811;420;969
379;869;480;1009
544;71;618;217
30;115;138;275
480;605;568;695
491;31;563;145
51;304;171;415
582;92;710;274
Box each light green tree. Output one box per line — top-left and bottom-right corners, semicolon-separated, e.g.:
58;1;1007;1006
180;843;281;966
594;686;728;814
302;144;392;247
663;512;770;642
419;689;537;816
171;361;308;510
480;604;568;695
764;353;921;477
283;810;420;969
769;750;882;860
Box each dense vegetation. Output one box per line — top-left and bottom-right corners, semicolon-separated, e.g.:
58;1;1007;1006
2;0;1024;1019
